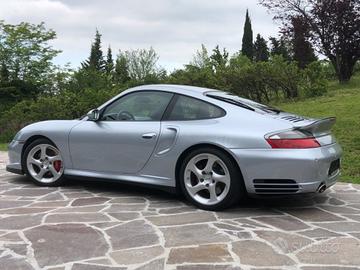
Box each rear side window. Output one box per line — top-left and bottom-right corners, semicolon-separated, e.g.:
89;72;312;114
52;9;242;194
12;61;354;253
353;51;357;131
167;95;225;121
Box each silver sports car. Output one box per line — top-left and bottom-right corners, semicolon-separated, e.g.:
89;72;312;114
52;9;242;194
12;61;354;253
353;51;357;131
7;84;342;210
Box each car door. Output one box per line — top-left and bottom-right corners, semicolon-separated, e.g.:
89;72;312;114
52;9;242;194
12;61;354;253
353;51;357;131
69;91;174;174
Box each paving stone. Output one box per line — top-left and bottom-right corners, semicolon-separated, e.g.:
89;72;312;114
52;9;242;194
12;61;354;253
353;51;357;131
302;267;360;270
71;264;126;270
0;214;44;230
135;259;165;270
234;218;270;229
329;193;360;203
106;220;159;250
0;200;31;209
177;265;242;270
104;203;145;212
298;228;342;239
0;255;34;270
350;233;360;239
110;197;146;204
0;232;23;241
343;214;360;222
45;213;110;223
24;223;108;267
254;216;309;231
38;192;65;201
30;201;70;207
4;243;28;256
255;230;312;253
168;244;232;264
216;208;281;219
328;198;346;205
108;212;140;221
110;245;164;265
160;224;230;247
71;197;110;206
2;188;54;197
0;207;52;215
297;237;360;265
320;205;360;215
213;222;244;231
284;208;344;222
232;240;295;266
158;206;197;214
147;212;216;226
313;221;360;232
53;205;106;213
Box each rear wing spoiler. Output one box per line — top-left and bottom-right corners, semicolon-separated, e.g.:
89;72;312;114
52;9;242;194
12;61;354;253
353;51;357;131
296;117;336;137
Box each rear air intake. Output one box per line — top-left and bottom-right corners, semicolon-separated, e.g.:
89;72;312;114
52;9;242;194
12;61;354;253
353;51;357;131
253;179;300;194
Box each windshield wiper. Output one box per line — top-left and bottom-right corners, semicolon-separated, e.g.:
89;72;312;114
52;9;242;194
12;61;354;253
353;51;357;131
207;95;255;112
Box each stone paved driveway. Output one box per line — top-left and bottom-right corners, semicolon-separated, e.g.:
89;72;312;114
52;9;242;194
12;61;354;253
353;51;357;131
1;151;360;270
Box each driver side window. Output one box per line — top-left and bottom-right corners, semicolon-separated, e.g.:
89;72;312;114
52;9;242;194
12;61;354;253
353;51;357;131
101;91;173;121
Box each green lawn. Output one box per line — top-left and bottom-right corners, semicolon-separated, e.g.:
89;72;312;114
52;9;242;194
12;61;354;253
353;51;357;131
277;75;360;184
0;143;8;151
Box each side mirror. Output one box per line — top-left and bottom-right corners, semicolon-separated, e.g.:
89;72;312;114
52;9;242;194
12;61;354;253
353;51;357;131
87;109;100;121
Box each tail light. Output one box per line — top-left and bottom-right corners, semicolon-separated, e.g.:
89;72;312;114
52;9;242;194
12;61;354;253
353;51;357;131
266;130;320;149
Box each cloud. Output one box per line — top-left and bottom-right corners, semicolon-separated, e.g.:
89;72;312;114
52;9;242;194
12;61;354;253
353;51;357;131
0;0;280;70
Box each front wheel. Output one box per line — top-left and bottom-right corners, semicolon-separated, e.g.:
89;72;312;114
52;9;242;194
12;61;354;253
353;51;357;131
23;138;66;186
179;148;245;211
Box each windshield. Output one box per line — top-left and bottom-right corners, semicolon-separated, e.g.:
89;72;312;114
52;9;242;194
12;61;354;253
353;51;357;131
206;91;282;114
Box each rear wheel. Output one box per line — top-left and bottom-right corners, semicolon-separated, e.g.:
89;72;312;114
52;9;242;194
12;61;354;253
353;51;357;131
23;138;66;186
179;147;245;211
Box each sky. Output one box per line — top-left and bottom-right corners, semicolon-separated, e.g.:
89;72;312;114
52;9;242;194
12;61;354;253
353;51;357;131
0;0;281;71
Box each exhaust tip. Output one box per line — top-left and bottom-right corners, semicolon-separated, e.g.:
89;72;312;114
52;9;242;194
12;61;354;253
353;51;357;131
318;183;327;193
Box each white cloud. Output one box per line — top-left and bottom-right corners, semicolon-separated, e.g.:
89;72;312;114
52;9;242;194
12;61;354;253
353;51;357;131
0;0;280;70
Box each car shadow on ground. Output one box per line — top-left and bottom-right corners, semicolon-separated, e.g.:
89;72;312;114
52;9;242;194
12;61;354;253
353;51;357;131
8;174;324;212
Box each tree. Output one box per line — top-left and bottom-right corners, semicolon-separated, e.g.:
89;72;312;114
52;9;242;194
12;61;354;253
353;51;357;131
105;46;114;76
241;9;254;60
260;0;360;83
114;51;130;84
81;30;105;72
269;36;292;61
191;44;211;69
254;34;269;61
123;47;163;81
210;45;229;71
0;21;60;83
288;16;317;68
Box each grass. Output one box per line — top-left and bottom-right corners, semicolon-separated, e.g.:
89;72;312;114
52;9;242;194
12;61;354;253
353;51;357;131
0;143;8;151
277;74;360;184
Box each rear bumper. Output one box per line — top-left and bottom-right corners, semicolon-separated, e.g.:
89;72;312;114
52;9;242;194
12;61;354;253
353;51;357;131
230;143;342;195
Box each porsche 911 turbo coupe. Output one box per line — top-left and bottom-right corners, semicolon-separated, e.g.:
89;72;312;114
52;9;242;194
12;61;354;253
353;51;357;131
6;84;342;210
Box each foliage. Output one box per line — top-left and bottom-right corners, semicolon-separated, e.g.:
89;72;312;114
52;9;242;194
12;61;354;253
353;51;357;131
260;0;360;83
289;16;317;68
241;10;254;60
81;30;105;72
253;34;269;62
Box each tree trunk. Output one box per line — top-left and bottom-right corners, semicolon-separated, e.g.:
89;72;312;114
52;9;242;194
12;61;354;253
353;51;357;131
330;55;355;83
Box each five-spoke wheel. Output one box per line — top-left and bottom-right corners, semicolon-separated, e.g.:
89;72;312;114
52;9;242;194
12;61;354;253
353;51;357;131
23;139;65;186
180;147;244;210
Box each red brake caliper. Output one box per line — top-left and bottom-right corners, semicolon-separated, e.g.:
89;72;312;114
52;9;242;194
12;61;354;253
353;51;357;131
53;160;62;172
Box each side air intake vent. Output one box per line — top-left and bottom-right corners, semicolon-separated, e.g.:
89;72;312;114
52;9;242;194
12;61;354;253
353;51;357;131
281;115;306;123
253;179;300;194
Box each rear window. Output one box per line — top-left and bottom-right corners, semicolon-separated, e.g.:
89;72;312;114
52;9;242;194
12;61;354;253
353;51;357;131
206;92;282;114
167;95;225;120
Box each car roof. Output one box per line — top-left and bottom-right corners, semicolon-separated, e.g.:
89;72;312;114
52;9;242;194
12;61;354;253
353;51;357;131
129;84;222;96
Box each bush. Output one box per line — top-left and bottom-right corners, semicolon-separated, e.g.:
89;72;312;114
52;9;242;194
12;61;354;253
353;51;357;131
301;61;328;97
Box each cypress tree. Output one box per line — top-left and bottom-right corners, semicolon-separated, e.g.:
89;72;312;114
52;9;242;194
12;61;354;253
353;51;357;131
241;9;254;60
105;46;114;75
81;29;105;72
254;34;269;62
269;37;292;61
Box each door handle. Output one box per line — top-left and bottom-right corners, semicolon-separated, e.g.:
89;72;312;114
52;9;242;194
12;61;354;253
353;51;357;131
142;133;157;139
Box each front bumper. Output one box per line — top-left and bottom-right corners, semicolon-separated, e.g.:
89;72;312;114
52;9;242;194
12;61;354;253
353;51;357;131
230;143;342;195
6;140;24;175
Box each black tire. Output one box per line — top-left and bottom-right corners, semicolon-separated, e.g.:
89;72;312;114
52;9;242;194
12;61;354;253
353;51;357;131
22;138;66;187
179;147;245;211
